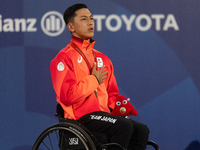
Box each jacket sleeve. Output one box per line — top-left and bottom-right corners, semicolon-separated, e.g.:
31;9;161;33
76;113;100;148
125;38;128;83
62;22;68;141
106;59;119;109
50;52;99;106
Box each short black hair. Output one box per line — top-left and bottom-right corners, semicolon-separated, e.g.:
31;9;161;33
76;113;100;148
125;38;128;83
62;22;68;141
63;3;88;25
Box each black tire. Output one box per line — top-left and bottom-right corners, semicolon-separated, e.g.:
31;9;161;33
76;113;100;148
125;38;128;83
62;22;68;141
32;122;96;150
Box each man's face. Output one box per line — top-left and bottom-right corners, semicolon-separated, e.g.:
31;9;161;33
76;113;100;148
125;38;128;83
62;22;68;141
69;8;94;41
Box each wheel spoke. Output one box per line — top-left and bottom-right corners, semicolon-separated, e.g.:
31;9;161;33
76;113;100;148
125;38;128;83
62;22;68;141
41;141;51;150
47;134;54;150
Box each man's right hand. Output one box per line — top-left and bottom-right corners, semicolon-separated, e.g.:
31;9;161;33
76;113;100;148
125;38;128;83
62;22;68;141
91;62;108;84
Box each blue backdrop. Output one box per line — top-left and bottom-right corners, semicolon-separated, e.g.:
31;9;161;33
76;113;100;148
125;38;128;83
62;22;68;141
1;0;200;150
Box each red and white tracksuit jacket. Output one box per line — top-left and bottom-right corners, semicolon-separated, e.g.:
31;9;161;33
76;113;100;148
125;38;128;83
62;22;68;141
50;35;119;120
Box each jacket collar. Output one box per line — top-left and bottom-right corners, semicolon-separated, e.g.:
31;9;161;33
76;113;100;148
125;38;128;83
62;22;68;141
71;35;95;53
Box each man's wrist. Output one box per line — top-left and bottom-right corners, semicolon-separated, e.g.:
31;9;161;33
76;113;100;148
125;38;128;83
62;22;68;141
93;74;100;84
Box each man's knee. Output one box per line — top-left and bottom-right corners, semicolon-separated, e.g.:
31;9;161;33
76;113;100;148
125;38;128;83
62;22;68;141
135;124;150;141
117;118;133;134
141;124;150;135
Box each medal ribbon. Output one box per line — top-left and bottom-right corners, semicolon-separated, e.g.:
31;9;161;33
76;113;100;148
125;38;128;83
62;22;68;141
70;41;98;97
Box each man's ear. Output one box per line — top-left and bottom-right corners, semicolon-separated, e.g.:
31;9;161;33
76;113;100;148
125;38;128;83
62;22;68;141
67;23;75;33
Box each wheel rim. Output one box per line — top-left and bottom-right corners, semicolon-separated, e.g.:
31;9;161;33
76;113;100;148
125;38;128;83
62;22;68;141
33;126;91;150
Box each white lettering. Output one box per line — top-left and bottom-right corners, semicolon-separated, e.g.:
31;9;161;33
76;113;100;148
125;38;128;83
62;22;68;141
14;18;26;32
27;18;37;32
93;15;106;31
69;138;79;145
3;19;14;32
151;14;165;31
0;13;179;33
90;115;117;124
0;15;37;32
121;14;136;31
90;115;102;120
94;13;179;32
135;14;152;31
105;14;122;32
163;14;179;31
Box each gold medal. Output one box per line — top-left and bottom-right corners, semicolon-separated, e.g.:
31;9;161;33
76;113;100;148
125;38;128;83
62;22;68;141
94;89;98;98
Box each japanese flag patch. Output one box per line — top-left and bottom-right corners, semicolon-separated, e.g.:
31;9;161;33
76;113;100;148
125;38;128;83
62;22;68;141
97;57;103;67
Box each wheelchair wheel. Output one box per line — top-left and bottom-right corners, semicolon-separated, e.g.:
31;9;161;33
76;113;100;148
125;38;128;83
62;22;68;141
32;122;96;150
147;141;160;150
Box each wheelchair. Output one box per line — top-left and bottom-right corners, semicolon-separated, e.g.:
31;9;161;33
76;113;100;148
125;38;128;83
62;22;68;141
32;104;160;150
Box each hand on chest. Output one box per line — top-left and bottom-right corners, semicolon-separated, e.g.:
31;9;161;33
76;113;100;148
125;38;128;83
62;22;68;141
75;53;108;78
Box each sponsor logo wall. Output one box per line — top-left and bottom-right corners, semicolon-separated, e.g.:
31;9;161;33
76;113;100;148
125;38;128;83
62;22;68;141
1;1;200;150
0;12;179;35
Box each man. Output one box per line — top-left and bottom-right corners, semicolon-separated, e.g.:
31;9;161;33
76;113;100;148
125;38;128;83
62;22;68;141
50;3;149;150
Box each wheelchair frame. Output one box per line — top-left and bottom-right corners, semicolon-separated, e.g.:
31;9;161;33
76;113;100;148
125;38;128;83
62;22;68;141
32;104;160;150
